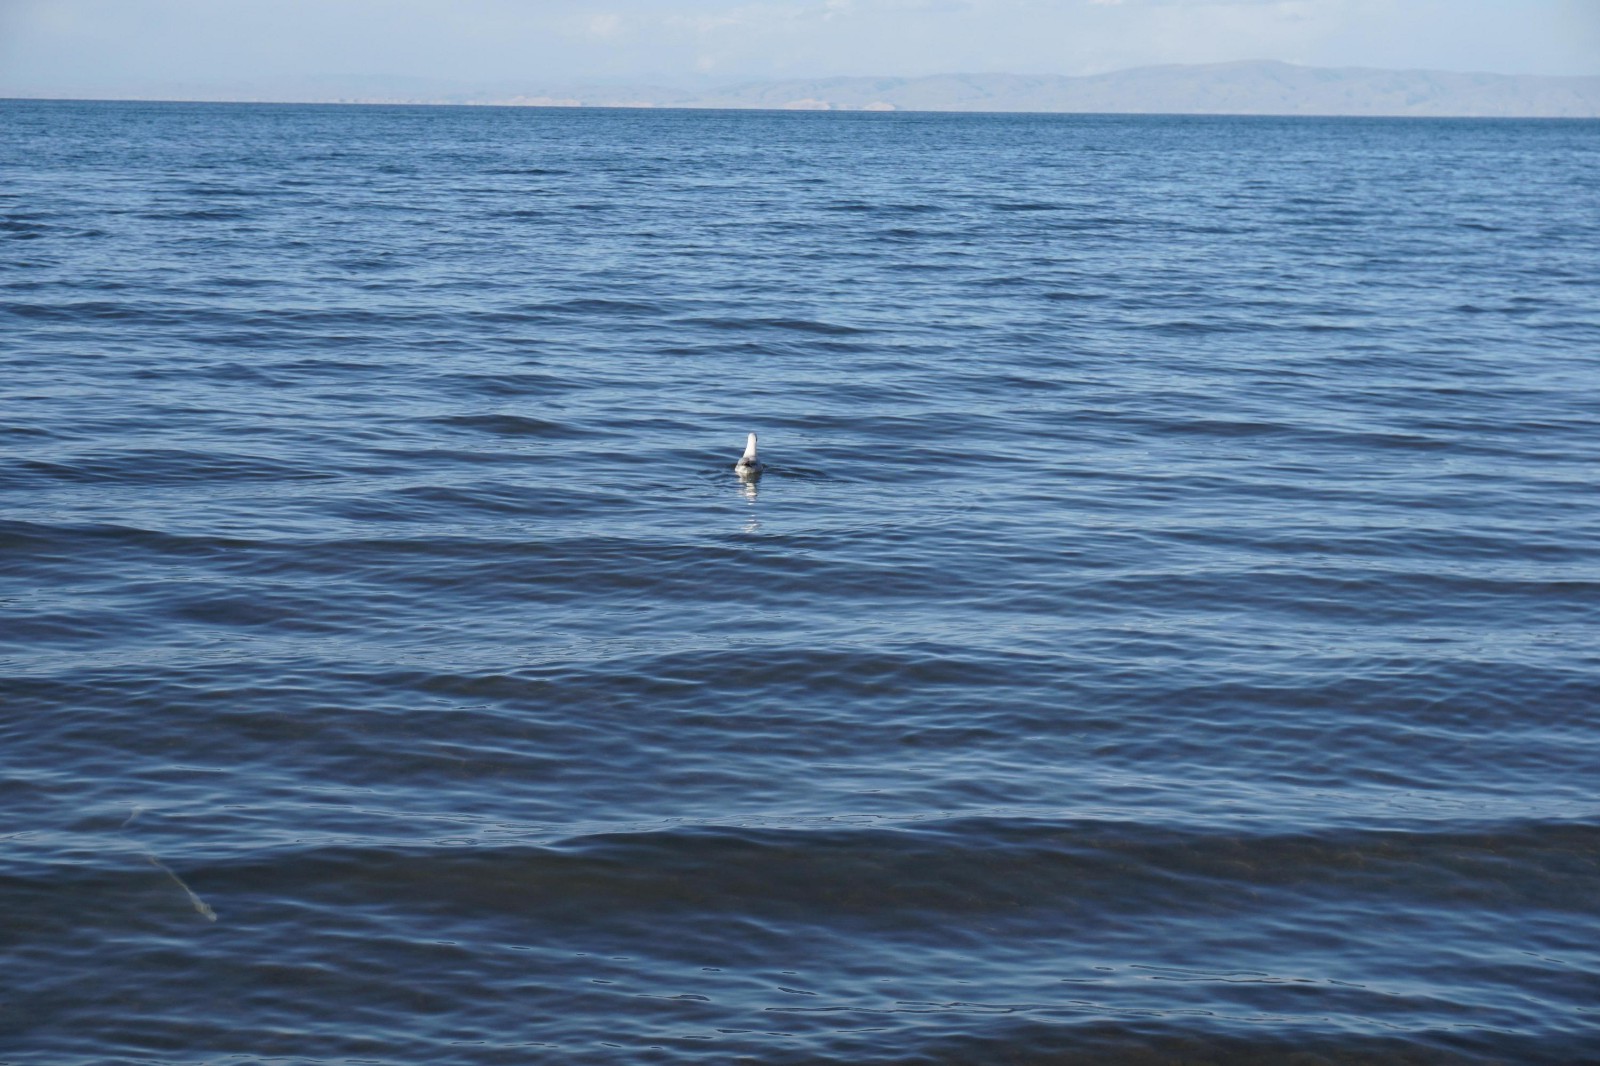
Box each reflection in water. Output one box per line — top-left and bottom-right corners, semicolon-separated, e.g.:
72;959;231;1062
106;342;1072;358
738;475;759;532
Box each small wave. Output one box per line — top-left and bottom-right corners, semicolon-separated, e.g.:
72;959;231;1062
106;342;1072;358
1;299;162;322
1141;319;1251;335
139;208;254;221
175;182;271;198
0;217;51;239
429;413;593;438
432;371;571;398
6;449;338;487
487;166;570;176
534;297;663;315
824;200;944;216
112;816;1600;930
990;201;1062;212
678;315;871;335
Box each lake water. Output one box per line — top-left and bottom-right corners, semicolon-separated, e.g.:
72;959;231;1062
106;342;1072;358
2;99;1598;1063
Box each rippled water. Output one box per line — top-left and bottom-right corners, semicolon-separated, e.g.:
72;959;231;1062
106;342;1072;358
3;99;1598;1063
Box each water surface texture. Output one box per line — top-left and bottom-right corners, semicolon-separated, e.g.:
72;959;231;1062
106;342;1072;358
3;101;1599;1063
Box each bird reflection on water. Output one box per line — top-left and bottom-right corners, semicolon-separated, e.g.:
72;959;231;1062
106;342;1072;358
738;475;760;531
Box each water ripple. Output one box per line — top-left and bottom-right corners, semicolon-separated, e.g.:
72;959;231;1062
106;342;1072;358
3;100;1598;1064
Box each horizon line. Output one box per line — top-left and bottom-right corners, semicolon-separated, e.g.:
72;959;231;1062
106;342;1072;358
7;98;1599;122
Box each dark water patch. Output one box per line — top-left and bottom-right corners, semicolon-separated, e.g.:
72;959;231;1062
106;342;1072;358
531;297;664;316
0;216;52;239
62;817;1585;927
677;315;872;336
0;518;257;557
431;370;570;398
487;166;571;176
196;275;278;290
989;200;1063;212
1159;417;1293;438
0;423;60;440
0;299;430;336
174;181;274;198
867;202;945;215
1;298;181;323
4;449;340;487
139;207;255;222
428;413;593;438
328;255;401;272
1140;317;1254;335
156;585;366;634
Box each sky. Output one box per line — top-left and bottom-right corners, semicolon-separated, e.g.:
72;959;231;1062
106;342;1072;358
2;0;1597;99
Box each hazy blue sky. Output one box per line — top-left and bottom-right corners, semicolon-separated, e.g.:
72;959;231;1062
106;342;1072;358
3;0;1597;97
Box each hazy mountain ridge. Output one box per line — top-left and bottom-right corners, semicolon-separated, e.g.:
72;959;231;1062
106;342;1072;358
11;61;1600;117
660;61;1600;117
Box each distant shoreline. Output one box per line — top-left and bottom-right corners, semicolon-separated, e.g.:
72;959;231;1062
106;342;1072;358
6;97;1600;122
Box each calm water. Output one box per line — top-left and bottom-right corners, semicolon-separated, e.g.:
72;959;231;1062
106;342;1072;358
2;99;1598;1063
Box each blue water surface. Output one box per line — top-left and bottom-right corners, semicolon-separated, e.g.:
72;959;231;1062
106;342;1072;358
2;100;1598;1063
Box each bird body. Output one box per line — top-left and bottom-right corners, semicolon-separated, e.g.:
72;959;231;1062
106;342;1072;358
735;432;764;477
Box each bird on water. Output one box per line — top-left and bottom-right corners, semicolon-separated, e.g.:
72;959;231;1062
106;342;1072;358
735;432;764;478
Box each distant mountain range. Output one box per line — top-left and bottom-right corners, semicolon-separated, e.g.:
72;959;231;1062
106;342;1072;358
15;61;1600;118
666;62;1600;118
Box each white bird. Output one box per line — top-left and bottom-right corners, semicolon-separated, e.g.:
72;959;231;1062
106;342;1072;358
734;432;764;477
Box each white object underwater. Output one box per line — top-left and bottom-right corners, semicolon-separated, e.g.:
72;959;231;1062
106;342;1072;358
735;432;764;478
145;851;219;923
122;806;218;923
